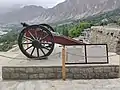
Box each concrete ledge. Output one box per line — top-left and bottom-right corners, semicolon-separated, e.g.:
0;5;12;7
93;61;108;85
2;65;119;80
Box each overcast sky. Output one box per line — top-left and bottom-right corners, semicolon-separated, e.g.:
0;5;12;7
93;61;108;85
0;0;65;8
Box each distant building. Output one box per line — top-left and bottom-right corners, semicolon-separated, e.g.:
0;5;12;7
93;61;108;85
80;28;91;42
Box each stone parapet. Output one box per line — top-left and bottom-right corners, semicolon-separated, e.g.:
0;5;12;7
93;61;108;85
2;65;119;80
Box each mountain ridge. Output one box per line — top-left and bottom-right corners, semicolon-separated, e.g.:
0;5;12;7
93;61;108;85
0;0;120;24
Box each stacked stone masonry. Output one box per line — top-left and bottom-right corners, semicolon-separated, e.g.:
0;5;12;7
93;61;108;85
89;26;120;52
2;65;119;80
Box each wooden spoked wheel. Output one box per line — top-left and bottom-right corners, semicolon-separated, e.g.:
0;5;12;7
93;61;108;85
18;25;54;59
40;24;55;32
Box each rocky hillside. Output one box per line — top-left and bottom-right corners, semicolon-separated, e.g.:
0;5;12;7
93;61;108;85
0;0;120;24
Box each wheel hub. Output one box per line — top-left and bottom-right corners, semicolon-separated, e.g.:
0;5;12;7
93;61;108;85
32;40;41;48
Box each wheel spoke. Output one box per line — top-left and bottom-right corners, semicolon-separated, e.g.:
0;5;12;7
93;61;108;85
35;30;38;40
39;48;45;55
28;31;36;40
25;45;33;51
24;36;33;41
41;34;49;40
41;42;51;44
22;42;32;44
42;45;50;50
31;47;35;55
38;29;44;40
37;48;40;57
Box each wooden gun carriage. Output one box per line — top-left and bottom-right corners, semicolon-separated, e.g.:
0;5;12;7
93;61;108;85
18;23;84;59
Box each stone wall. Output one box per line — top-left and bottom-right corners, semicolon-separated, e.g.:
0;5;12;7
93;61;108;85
2;65;119;80
116;38;120;55
89;27;119;52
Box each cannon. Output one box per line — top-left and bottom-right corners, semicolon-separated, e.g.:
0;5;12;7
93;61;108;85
18;23;84;59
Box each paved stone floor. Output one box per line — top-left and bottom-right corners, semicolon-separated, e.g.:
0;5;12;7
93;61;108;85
0;79;120;90
0;44;120;89
0;44;119;67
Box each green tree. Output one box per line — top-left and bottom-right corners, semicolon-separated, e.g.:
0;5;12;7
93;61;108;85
68;27;81;38
68;22;91;38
